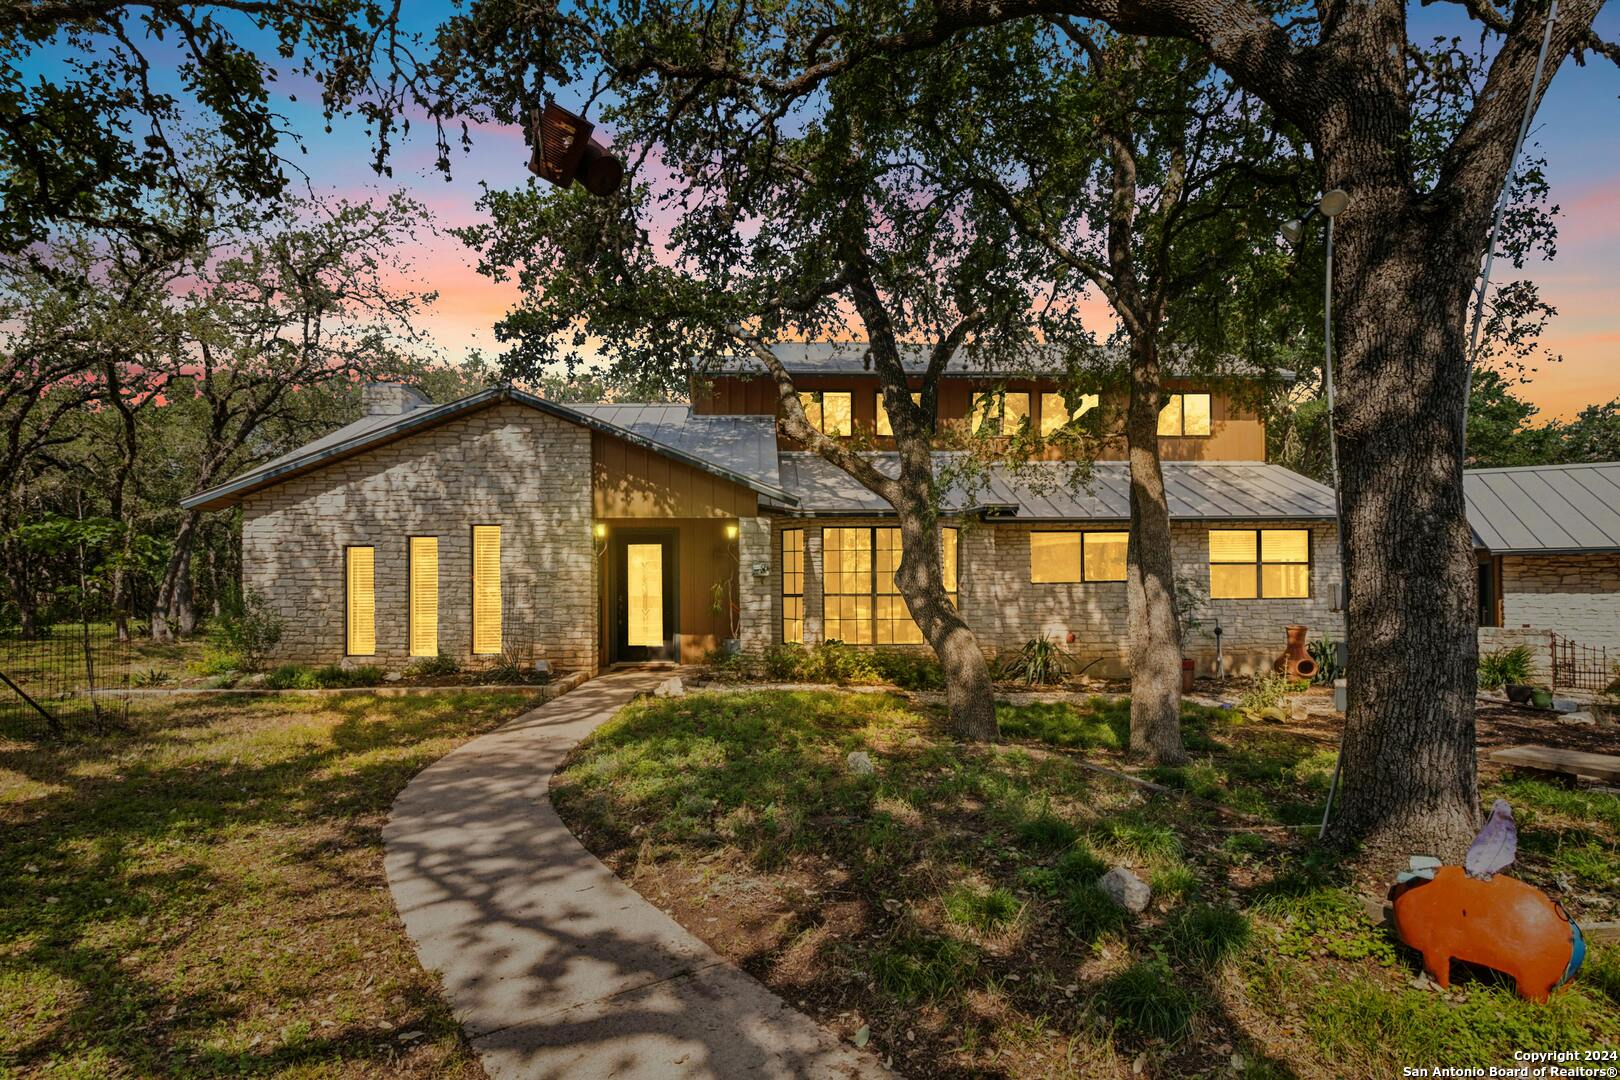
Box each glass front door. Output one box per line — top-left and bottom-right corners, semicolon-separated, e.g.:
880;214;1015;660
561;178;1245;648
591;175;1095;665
612;532;679;661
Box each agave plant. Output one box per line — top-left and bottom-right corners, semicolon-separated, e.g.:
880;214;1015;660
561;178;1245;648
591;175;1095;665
997;637;1076;686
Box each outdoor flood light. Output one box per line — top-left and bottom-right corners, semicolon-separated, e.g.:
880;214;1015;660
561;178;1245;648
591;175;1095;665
527;101;624;198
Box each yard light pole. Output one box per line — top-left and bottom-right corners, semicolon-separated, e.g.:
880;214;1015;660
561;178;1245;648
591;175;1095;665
1282;188;1351;835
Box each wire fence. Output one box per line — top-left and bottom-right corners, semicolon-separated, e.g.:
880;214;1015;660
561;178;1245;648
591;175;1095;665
1550;633;1614;694
0;623;132;740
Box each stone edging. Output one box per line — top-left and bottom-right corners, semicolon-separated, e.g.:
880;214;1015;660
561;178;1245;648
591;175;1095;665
90;670;589;700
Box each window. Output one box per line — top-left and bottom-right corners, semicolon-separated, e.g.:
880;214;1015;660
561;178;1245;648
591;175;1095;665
409;536;439;657
798;390;853;436
1030;530;1128;583
346;546;375;656
1157;393;1212;436
1208;529;1310;599
782;528;805;643
471;524;502;654
824;526;958;644
1039;392;1100;436
875;391;923;436
971;390;1031;435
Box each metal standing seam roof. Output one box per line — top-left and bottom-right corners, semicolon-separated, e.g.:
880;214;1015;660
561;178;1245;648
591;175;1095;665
180;389;796;510
770;453;1338;520
703;341;1296;382
1464;462;1620;554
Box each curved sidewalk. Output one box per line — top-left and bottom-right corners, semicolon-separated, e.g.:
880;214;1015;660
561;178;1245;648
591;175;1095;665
383;670;889;1080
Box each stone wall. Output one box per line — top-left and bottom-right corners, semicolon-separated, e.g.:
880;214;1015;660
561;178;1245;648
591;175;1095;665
1500;552;1620;653
742;516;1344;676
241;401;598;671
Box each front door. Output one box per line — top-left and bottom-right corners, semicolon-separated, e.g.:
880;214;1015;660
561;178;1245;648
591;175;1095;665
612;531;679;662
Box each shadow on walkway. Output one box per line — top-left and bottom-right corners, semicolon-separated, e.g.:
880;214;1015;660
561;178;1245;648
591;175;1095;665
383;671;890;1079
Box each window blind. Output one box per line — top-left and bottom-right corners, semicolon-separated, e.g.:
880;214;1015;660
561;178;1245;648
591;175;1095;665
346;546;375;656
409;536;438;657
471;525;501;655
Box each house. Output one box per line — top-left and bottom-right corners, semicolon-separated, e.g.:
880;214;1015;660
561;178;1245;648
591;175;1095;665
182;346;1344;677
1467;461;1620;671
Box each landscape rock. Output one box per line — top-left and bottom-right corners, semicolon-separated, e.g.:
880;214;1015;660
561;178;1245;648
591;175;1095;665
1558;711;1596;726
240;673;267;688
1099;866;1152;913
652;676;684;698
846;751;875;776
384;671;403;682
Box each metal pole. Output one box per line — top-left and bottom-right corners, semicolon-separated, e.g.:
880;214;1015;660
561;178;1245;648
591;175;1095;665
1460;0;1560;458
1320;214;1351;836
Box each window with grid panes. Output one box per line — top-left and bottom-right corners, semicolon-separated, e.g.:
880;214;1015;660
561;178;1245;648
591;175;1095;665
782;528;805;642
1157;393;1212;436
1208;529;1310;598
824;527;958;644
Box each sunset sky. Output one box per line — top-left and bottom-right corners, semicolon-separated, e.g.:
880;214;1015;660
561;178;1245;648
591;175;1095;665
32;5;1620;420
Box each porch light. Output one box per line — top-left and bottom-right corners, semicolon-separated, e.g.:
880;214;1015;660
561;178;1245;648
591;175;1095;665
725;523;739;541
593;523;608;540
526;101;624;198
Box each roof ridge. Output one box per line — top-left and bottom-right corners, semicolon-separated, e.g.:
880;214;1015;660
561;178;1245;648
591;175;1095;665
1465;460;1619;474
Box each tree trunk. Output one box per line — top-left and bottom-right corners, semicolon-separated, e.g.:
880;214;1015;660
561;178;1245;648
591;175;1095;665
1122;339;1186;764
1325;187;1481;863
151;510;200;643
175;561;197;637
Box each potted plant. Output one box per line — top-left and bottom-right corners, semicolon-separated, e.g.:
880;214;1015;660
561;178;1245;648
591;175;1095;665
710;580;740;654
1175;580;1211;689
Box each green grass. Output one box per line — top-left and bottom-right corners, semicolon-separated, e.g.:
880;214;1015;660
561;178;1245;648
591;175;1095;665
0;690;539;1075
555;688;1620;1076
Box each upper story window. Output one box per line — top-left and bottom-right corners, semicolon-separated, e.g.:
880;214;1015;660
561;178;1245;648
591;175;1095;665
1029;530;1129;583
1158;393;1212;436
798;391;853;436
875;391;924;436
1039;391;1100;436
971;390;1031;435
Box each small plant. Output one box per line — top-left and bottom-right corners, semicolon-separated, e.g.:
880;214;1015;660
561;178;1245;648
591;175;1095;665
995;637;1074;685
265;664;317;690
762;642;819;681
1167;904;1252;968
1064;883;1126;940
207;588;284;672
942;885;1022;931
1307;636;1343;685
405;653;460;678
132;667;171;688
1015;811;1080;852
703;648;756;682
192;646;242;677
868;934;979;1003
1478;644;1535;691
815;640;882;684
1101;959;1195;1040
870;649;945;690
1237;672;1293;718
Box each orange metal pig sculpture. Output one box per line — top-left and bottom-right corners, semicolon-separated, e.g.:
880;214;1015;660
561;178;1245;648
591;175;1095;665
1390;865;1586;1002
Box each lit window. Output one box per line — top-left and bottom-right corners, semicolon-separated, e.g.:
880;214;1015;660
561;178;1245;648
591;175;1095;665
1083;531;1129;582
472;524;502;654
1030;532;1081;583
782;528;805;643
875;391;923;436
409;536;439;657
1158;393;1213;436
824;526;956;644
798;391;853;436
1209;529;1310;599
971;390;1031;435
346;546;375;656
1039;392;1099;436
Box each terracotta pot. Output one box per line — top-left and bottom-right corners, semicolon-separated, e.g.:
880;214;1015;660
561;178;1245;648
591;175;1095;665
1181;657;1195;693
1283;624;1318;680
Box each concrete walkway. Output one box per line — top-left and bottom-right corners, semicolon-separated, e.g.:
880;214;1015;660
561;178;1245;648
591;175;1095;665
383;670;889;1080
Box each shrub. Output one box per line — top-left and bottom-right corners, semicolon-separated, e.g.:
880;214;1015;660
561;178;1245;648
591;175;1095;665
265;664;317;690
703;648;756;683
1102;959;1195;1040
1237;673;1293;716
995;637;1075;685
1478;644;1535;690
762;642;819;681
405;653;460;677
192;646;242;677
307;664;384;688
207;588;284;672
870;649;944;690
816;640;882;684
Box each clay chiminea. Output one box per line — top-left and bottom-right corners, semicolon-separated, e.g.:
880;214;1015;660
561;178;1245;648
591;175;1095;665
1281;625;1318;679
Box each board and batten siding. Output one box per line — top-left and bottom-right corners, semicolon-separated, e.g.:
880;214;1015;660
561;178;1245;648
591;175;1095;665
592;431;759;519
240;401;597;670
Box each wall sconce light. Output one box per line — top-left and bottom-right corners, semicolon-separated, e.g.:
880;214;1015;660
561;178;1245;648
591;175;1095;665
724;522;739;541
593;523;608;540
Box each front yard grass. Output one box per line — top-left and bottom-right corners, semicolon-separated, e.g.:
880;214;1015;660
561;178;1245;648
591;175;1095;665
554;689;1619;1079
0;690;540;1076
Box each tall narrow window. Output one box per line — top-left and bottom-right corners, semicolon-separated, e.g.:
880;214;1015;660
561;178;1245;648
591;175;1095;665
1040;392;1100;436
798;391;853;436
875;528;924;644
346;546;375;656
941;527;958;600
823;527;873;644
782;528;805;643
409;536;439;657
1209;529;1310;599
471;524;502;654
1158;393;1213;436
875;391;923;435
